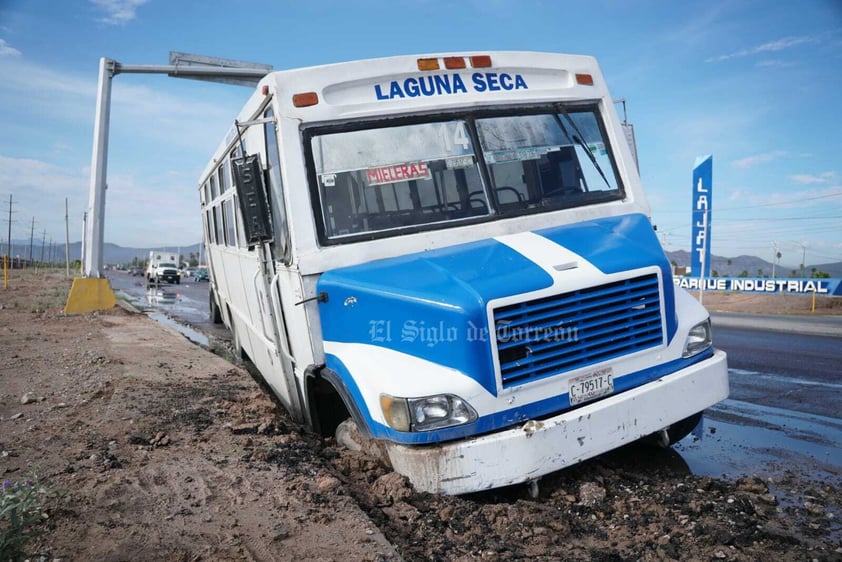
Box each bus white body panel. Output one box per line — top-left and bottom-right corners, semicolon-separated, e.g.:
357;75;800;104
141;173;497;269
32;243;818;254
198;51;728;494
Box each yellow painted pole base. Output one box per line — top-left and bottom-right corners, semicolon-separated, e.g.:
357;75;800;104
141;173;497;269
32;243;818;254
65;278;117;314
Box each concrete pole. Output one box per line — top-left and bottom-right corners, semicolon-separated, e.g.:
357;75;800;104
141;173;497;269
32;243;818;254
83;57;114;278
65;198;70;278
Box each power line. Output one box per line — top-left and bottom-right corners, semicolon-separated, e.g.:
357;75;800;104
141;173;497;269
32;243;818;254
708;191;842;213
655;190;842;215
716;214;842;222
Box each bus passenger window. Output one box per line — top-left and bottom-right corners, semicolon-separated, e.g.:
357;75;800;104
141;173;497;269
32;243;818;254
222;199;236;247
214;205;224;245
205;210;214;245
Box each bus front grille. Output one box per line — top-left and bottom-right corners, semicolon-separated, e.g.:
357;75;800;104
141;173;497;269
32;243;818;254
494;273;664;389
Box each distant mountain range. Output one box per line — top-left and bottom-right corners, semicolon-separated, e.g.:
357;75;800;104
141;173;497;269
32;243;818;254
3;240;203;265
4;239;841;278
665;250;842;279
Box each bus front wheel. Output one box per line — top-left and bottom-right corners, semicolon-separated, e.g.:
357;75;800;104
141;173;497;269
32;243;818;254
209;289;223;324
643;412;704;448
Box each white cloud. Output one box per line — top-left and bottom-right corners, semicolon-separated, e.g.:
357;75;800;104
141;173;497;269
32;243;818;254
0;155;89;242
728;189;745;202
706;35;818;63
0;39;21;57
0;56;245;151
0;155;87;194
754;59;797;69
0;54;250;246
722;185;842;210
0;153;202;248
731;150;788;169
90;0;149;25
0;56;95;107
789;171;838;185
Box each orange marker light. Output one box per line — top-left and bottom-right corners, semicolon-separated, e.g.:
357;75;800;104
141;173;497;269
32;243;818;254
292;92;319;107
470;55;492;68
261;85;269;96
417;58;440;71
576;73;594;86
443;57;466;69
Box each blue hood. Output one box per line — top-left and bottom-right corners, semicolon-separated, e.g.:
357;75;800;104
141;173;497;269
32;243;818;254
317;213;675;395
318;236;554;393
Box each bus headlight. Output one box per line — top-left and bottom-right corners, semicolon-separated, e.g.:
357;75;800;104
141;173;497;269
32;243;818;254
682;319;712;358
380;393;478;432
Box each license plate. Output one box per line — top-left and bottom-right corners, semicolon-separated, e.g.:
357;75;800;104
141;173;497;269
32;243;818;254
568;367;614;405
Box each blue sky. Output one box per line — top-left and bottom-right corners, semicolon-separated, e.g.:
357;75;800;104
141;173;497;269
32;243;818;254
0;0;840;268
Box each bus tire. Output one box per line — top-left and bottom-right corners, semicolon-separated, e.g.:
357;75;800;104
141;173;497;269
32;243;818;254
227;306;248;361
665;411;703;445
643;411;703;447
209;289;223;324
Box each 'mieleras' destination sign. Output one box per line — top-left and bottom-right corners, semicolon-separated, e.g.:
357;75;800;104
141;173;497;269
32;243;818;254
674;277;842;296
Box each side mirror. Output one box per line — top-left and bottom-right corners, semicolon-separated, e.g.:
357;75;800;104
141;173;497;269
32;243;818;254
232;154;274;245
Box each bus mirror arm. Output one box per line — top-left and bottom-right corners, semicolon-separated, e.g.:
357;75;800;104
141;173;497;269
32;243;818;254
295;291;329;306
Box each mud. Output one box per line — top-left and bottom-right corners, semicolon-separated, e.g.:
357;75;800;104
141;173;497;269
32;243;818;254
1;269;840;561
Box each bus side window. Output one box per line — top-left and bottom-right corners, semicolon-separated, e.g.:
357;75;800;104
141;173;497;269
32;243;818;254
205;209;214;245
233;193;247;249
222;198;236;247
264;106;290;263
214;204;224;245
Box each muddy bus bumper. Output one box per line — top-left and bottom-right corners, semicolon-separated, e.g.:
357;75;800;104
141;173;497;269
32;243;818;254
383;349;728;495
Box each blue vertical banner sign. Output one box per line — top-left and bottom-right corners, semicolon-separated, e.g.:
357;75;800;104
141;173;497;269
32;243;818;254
691;155;713;278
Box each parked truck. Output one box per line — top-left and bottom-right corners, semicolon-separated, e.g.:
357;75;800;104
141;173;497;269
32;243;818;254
145;251;181;286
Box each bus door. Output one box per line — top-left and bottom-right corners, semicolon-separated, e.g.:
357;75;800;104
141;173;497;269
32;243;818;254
233;165;301;418
233;110;303;420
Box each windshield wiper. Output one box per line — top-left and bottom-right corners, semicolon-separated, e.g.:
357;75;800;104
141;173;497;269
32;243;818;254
553;108;612;190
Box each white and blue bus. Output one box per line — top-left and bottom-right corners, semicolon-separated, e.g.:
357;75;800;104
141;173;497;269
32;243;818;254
199;51;728;494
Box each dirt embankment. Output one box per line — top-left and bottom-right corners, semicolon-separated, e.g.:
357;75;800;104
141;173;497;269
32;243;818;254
1;269;840;561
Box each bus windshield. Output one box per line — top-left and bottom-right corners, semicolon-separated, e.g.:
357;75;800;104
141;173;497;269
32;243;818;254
309;106;623;242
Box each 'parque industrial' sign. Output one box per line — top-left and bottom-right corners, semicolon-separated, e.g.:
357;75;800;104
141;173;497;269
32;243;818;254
674;277;842;296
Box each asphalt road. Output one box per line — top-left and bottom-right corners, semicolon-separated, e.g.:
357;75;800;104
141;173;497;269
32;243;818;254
680;316;841;482
713;323;841;419
107;270;841;483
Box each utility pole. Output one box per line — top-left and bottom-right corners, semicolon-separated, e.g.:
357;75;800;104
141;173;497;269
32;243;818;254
65;198;70;277
6;194;12;260
28;217;35;265
799;242;807;278
39;229;46;265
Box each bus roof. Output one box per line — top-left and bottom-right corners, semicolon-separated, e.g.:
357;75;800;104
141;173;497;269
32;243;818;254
261;51;608;121
200;51;617;184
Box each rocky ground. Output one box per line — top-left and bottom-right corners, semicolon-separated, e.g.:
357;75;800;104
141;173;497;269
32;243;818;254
1;269;840;561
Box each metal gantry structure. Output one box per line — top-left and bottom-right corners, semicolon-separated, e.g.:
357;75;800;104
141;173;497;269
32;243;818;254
83;52;272;278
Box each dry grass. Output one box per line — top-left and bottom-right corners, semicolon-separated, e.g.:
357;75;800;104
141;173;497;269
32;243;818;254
694;291;842;315
0;268;73;313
